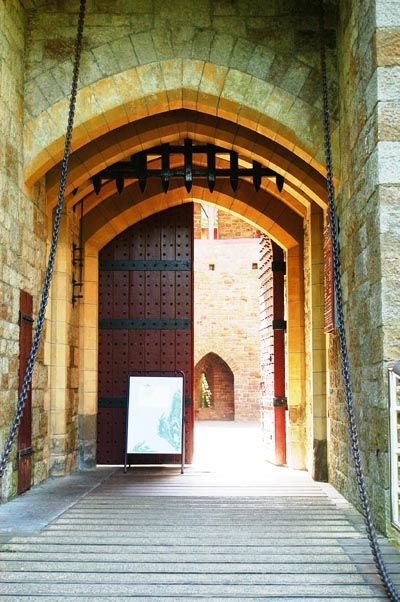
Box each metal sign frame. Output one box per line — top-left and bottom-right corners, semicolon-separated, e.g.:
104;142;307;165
124;370;186;474
389;363;400;531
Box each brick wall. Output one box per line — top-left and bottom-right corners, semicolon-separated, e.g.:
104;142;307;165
194;208;261;421
193;203;260;240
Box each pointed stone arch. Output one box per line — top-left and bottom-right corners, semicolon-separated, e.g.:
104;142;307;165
30;69;328;475
194;353;235;421
24;60;338;187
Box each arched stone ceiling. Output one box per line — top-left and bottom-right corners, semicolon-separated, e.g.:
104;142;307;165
24;60;339;186
44;110;328;217
82;179;303;252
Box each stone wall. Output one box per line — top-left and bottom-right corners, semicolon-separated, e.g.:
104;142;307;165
23;0;339;182
217;212;261;240
0;0;48;498
3;1;398;549
329;0;400;536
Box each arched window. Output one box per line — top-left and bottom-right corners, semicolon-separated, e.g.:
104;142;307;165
195;353;234;420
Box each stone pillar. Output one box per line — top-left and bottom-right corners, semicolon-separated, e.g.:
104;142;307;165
48;212;74;475
309;206;327;481
375;0;400;537
333;0;400;534
78;243;98;468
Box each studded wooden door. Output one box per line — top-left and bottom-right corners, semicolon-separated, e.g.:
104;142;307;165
97;205;194;465
18;290;33;494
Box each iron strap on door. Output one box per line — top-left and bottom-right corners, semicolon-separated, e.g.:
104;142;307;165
99;259;191;271
319;2;399;599
98;318;191;329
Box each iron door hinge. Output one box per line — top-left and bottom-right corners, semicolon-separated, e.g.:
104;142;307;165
272;319;287;331
18;447;33;459
271;261;286;274
273;396;288;408
19;312;34;325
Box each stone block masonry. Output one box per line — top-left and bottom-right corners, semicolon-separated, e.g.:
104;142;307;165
23;0;339;182
0;0;397;552
328;0;400;537
0;1;48;499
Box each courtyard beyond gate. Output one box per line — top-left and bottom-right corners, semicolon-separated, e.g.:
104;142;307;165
0;422;399;600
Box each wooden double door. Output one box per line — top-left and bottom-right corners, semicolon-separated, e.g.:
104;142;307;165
97;205;194;465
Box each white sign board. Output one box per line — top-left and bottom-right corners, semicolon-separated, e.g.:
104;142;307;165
126;375;184;455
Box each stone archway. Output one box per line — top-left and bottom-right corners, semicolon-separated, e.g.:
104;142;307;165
23;53;329;478
76;194;308;471
0;0;393;539
194;353;235;421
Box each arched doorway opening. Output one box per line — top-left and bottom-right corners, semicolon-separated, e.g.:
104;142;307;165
25;69;330;482
194;353;235;421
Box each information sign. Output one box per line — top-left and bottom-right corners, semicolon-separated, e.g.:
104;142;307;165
124;372;185;473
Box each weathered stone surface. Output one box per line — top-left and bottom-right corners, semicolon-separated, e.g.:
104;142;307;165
313;439;328;482
78;414;96;469
0;0;48;500
22;0;338;175
329;0;400;538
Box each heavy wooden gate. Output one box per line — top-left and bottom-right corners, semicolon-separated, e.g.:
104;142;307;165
18;290;33;494
97;205;194;465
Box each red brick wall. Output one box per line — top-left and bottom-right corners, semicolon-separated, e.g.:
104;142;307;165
218;212;261;239
194;353;234;420
193;203;260;240
194;225;261;421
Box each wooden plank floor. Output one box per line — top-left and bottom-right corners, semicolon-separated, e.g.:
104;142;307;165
0;465;399;601
0;423;399;601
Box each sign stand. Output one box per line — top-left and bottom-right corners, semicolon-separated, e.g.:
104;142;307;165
124;371;185;475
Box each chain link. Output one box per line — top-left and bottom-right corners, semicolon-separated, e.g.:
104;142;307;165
1;4;398;600
319;3;399;600
0;0;86;480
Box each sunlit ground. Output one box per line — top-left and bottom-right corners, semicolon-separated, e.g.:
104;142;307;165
192;420;311;486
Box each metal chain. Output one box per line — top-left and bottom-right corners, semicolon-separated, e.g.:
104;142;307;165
0;0;86;480
319;3;400;600
1;4;397;600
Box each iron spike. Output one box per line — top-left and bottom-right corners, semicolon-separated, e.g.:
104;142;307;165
116;175;124;194
253;161;262;192
93;174;101;195
207;144;216;193
161;143;170;193
184;138;193;194
230;150;238;192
